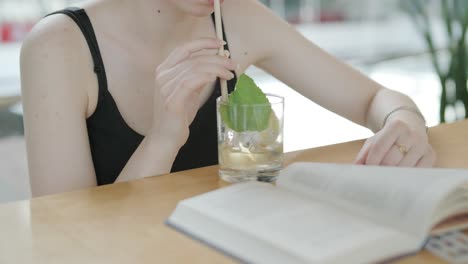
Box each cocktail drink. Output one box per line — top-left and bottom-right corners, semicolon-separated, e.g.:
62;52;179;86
217;75;284;183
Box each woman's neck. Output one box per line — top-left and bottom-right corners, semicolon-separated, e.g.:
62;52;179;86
120;0;199;45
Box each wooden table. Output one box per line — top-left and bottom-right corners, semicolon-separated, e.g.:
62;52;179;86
1;121;468;264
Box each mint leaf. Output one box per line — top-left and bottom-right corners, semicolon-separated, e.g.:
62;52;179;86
220;74;272;132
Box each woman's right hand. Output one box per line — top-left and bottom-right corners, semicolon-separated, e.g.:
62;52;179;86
151;38;236;148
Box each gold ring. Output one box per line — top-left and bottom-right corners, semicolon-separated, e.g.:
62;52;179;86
396;144;408;155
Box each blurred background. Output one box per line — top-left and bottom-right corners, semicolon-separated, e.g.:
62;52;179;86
0;0;459;202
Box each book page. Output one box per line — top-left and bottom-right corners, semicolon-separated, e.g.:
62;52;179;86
168;182;421;264
277;163;468;236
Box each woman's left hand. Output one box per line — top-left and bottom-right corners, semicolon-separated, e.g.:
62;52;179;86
354;119;436;168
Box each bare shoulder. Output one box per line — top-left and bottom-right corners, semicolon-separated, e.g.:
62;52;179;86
21;14;97;114
221;0;295;66
22;14;86;65
221;0;273;39
222;0;269;17
222;0;292;33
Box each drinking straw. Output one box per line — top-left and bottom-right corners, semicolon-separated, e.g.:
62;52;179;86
214;0;229;101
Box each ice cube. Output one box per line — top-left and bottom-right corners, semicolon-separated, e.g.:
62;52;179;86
238;131;257;150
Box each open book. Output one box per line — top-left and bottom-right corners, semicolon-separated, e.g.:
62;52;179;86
167;163;468;264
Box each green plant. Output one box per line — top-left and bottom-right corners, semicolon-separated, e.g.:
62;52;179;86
401;0;468;122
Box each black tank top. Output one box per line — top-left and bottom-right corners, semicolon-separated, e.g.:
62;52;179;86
47;7;237;185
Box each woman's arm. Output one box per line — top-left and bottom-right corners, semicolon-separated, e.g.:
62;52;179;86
226;1;384;127
224;0;434;167
21;18;99;196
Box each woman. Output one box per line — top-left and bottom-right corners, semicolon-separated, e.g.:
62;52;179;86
21;0;435;197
